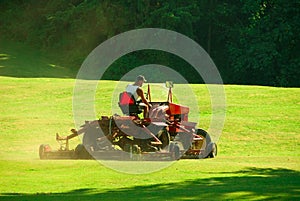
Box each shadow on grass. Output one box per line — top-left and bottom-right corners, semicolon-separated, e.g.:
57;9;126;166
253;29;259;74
1;167;299;201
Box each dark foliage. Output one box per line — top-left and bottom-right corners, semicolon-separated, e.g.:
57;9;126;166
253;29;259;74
0;0;299;86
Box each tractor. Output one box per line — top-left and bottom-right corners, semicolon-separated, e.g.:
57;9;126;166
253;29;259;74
39;81;217;160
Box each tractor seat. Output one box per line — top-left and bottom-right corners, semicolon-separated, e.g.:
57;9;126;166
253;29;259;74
118;91;143;116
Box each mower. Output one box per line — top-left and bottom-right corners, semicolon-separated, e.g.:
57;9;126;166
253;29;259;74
39;81;217;160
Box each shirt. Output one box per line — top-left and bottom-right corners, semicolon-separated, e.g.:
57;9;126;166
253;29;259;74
126;84;139;100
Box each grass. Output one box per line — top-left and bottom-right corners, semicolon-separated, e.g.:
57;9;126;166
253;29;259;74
0;40;299;200
0;159;299;200
0;40;75;78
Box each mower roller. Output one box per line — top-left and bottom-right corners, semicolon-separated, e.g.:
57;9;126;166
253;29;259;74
39;82;217;160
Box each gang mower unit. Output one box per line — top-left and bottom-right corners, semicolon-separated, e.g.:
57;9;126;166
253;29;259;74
39;81;217;160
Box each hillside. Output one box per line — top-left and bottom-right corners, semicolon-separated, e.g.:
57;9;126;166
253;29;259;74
0;40;75;78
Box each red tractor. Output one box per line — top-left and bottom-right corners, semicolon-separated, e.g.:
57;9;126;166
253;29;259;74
39;82;217;160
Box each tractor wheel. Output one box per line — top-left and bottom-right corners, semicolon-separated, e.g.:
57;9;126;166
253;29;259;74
123;143;132;153
132;144;141;154
208;143;217;158
123;144;141;160
39;144;50;159
157;127;170;150
82;125;103;151
169;142;180;160
196;129;217;159
173;144;180;160
75;144;91;159
196;128;208;138
132;145;142;160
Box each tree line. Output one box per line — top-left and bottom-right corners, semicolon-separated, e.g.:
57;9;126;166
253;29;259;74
0;0;299;86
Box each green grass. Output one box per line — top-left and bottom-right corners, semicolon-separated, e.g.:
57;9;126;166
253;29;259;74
0;40;299;200
0;40;75;78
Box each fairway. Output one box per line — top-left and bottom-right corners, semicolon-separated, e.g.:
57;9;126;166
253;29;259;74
0;41;299;200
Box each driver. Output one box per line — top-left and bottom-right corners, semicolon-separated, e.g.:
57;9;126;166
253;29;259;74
126;75;152;118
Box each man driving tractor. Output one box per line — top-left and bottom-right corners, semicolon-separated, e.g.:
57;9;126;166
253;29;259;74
125;75;152;118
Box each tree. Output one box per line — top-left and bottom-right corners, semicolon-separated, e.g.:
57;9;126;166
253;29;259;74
1;0;299;86
226;0;300;86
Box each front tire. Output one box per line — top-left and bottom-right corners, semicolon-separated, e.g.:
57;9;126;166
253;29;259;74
196;129;217;159
208;143;217;158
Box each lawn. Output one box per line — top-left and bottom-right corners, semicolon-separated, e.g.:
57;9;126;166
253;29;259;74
0;40;299;200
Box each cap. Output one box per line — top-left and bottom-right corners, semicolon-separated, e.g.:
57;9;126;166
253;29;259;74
136;75;147;82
